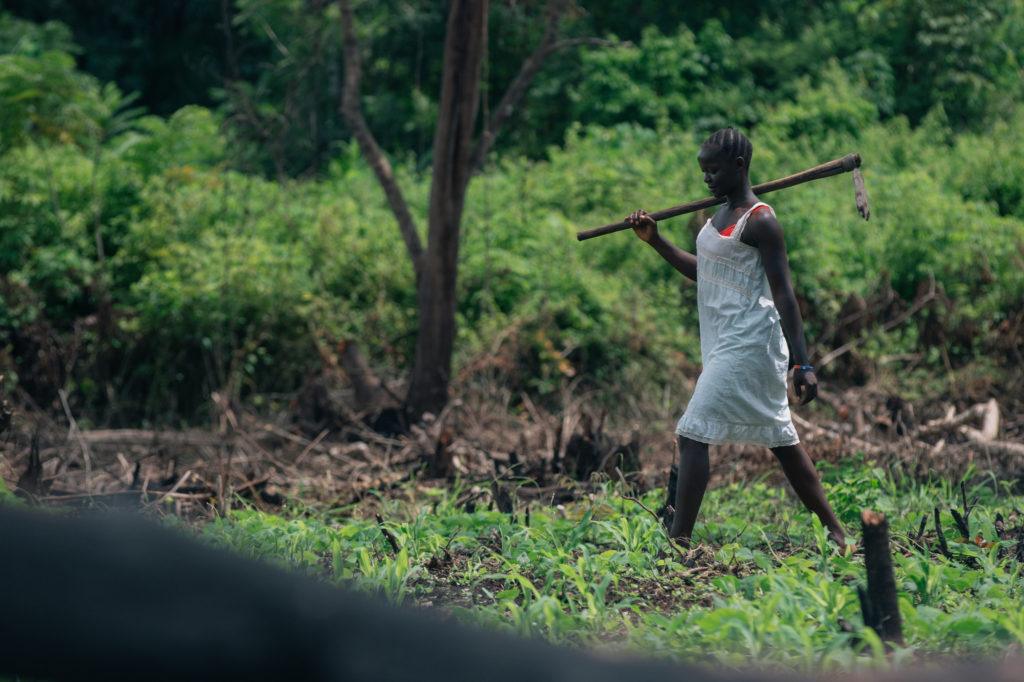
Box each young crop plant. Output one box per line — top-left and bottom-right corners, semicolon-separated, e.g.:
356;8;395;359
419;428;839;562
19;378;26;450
200;460;1024;672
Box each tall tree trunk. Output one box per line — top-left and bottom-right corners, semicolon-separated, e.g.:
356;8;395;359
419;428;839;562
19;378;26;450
406;0;489;418
339;0;593;422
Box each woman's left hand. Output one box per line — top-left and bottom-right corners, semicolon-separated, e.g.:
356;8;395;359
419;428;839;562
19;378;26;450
794;368;818;405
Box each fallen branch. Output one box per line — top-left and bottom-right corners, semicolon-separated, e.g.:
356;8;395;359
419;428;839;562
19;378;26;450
959;434;1024;458
915;403;988;439
791;413;882;455
76;429;229;448
234;475;272;498
818;274;937;369
58;389;93;492
295;428;330;465
39;489;210;504
979;398;1000;441
40;490;147;502
146;470;196;508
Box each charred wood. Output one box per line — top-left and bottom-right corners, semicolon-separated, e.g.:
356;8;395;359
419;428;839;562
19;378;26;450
859;510;904;645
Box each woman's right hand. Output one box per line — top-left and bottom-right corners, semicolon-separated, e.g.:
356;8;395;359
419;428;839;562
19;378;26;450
625;209;658;243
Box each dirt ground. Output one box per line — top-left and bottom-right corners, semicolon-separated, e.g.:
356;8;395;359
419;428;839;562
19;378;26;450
2;360;1022;520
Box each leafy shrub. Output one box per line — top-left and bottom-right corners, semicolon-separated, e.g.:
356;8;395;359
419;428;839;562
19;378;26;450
1;10;1023;421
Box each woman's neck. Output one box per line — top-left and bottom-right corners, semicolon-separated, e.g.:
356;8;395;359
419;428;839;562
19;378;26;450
724;177;757;210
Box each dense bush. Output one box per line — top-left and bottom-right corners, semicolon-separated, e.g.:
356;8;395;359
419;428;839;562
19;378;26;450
0;9;1022;422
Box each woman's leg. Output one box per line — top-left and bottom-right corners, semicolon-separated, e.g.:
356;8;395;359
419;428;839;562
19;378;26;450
770;443;846;544
669;436;710;545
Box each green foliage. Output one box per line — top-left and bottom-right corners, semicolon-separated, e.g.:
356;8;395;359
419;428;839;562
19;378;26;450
0;475;15;502
570;22;755;135
1;8;1023;418
852;0;1024;126
758;64;879;143
213;0;350;176
6;0;1023;172
202;460;1024;670
0;143;95;324
0;50;96;151
948;107;1024;219
0;12;76;56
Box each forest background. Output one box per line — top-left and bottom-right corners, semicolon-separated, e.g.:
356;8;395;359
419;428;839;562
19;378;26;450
0;0;1022;436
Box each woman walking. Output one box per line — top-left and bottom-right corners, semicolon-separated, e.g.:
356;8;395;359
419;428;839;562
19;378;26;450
626;128;847;547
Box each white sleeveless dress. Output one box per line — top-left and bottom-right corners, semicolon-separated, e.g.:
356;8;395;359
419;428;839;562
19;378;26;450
675;202;800;448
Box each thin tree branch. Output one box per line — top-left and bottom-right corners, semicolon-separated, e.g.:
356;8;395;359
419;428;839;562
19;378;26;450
470;0;611;173
338;0;424;276
220;0;278;159
220;0;241;81
816;274;937;369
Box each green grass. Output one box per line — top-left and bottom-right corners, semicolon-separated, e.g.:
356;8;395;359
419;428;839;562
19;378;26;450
201;459;1024;672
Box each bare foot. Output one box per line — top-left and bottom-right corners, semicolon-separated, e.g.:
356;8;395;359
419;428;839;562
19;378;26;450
829;529;856;554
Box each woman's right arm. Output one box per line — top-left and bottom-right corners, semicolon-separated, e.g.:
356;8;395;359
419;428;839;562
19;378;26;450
626;209;697;282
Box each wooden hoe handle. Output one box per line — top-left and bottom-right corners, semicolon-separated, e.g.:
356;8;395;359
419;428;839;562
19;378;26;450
576;153;864;241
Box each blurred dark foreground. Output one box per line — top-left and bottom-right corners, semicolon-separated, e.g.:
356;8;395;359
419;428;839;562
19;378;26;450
0;506;1019;682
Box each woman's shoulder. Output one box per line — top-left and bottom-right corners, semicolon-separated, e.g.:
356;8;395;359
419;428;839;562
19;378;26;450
736;201;783;247
745;201;776;222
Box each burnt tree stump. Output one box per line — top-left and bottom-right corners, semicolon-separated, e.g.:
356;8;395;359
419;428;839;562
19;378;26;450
858;509;904;645
660;463;678;530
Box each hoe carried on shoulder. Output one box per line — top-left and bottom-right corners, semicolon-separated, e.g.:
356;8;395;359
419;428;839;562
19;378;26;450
576;153;870;241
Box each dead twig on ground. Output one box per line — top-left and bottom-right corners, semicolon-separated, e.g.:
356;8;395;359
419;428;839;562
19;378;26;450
915;403;988;439
146;470;195;508
295;428;330;465
791;413;882;455
615;468;689;563
375;513;401;555
58;389;92;492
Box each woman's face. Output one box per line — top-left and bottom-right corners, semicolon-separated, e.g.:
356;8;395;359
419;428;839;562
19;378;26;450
698;144;744;197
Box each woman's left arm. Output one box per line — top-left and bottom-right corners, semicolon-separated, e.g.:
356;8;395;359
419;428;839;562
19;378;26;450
743;212;818;405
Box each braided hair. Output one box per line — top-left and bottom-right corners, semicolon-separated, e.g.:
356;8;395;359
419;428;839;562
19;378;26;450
702;127;753;168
